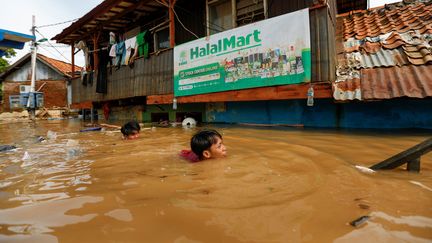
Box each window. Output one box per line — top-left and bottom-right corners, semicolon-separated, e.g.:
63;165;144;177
154;26;170;51
207;0;233;35
207;0;267;35
236;0;266;27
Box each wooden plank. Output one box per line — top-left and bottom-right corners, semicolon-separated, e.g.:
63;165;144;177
70;101;93;109
147;94;174;104
370;138;432;172
147;83;332;104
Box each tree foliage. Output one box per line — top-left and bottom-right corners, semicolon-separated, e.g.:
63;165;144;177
0;48;17;74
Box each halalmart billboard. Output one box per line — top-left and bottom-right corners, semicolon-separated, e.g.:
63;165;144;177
174;8;311;97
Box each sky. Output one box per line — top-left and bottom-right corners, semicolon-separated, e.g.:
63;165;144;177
0;0;103;67
1;0;400;67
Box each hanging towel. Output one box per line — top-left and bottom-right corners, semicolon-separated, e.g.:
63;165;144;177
115;41;125;69
74;40;90;69
136;31;149;58
124;36;137;65
109;44;117;57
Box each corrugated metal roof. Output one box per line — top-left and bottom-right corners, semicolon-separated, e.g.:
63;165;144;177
361;65;432;99
333;78;362;100
335;0;432;101
344;48;409;68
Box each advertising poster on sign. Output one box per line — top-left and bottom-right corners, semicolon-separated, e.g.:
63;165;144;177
174;8;311;97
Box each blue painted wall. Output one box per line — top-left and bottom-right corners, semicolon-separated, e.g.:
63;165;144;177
207;98;432;129
338;98;432;129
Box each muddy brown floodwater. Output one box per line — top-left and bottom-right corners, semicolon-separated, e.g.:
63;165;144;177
0;120;431;243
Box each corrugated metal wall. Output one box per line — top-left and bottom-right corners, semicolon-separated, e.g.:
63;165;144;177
269;0;336;83
72;50;173;103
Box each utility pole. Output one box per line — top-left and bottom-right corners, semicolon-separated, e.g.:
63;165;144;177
28;15;37;119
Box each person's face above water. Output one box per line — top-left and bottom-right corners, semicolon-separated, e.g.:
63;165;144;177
206;136;227;159
125;130;140;140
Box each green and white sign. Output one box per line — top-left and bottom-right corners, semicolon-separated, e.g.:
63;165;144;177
174;8;311;97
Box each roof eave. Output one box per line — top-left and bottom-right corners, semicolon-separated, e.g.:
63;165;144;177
52;0;122;43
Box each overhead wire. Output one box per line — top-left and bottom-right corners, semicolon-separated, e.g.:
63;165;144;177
154;0;199;39
38;44;66;62
172;6;199;39
38;44;70;48
174;4;226;32
36;18;79;28
35;29;71;62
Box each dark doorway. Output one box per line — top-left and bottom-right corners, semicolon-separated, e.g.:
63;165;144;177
151;112;169;123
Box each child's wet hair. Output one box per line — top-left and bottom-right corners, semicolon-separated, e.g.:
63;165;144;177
190;129;222;159
120;121;141;136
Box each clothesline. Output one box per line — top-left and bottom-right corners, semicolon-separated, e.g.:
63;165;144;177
88;46;109;53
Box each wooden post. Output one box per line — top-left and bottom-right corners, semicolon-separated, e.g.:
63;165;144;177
231;0;237;28
92;32;101;70
407;157;420;172
90;108;94;124
169;0;177;48
71;44;75;78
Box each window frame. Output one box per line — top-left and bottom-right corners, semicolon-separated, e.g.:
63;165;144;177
152;24;170;52
206;0;268;36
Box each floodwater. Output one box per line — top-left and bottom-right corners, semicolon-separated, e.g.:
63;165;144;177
0;120;431;243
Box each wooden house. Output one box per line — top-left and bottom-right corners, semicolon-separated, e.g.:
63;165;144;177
52;0;432;128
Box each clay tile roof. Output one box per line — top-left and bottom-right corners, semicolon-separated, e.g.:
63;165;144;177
334;0;432;101
341;2;432;40
37;53;81;77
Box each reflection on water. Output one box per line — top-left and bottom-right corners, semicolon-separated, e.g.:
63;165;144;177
0;120;431;242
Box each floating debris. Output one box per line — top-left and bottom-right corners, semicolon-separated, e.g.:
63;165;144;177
22;151;31;161
35;136;45;143
355;165;375;174
358;203;370;209
0;145;16;152
350;215;370;227
410;180;432;192
66;139;79;147
80;127;102;132
47;130;57;140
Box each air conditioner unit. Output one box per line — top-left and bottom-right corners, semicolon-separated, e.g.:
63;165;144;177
19;85;31;94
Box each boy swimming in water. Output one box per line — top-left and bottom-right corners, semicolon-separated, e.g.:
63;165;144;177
180;129;227;162
99;121;148;140
120;121;141;140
